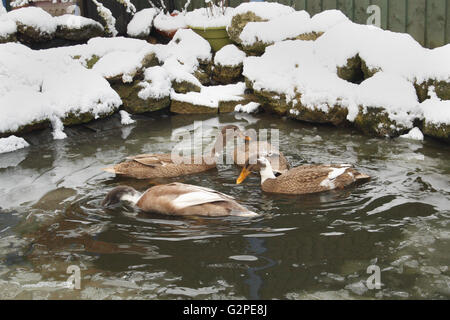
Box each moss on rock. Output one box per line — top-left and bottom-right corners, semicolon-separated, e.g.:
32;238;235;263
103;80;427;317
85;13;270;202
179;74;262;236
360;59;380;80
294;31;324;41
16;22;54;44
228;12;266;45
172;80;201;94
289;103;349;126
0;32;17;44
337;55;364;84
354;106;409;137
212;64;243;85
84;55;101;69
414;79;450;102
56;23;104;42
422;121;450;143
112;80;170;114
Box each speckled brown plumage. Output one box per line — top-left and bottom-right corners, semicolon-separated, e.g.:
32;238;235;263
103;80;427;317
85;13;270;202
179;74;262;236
261;164;370;195
233;141;290;173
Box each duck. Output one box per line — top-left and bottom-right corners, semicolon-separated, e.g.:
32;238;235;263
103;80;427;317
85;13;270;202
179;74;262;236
236;156;370;195
102;182;257;217
103;125;248;179
232;139;290;175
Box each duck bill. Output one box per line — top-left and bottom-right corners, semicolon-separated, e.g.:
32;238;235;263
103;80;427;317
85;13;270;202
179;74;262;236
236;167;251;184
244;136;251;141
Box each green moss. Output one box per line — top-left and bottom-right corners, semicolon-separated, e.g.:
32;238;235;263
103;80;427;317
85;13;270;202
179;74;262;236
0;32;17;44
289;103;349;126
354;106;407;137
360;59;380;80
414;79;450;102
85;55;100;69
194;69;211;86
422;122;450;143
55;24;104;41
172;80;201;94
212;64;243;84
112;80;170;114
16;22;54;44
294;31;324;41
227;12;266;45
337;55;364;83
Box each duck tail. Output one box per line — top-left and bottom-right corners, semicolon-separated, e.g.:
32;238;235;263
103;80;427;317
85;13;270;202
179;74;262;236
102;166;117;174
355;173;370;181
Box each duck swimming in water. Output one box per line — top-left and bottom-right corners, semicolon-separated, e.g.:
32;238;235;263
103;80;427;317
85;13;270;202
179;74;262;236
102;182;257;217
103;125;248;179
236;156;370;195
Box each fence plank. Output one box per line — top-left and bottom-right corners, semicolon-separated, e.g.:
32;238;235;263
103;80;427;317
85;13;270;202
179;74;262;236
426;0;446;48
337;0;354;19
322;0;338;10
293;0;307;10
354;0;370;24
406;0;426;46
447;0;450;44
306;0;322;15
388;0;406;33
371;0;388;29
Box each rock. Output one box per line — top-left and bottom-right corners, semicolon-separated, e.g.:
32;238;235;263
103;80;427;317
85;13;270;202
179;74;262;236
194;69;211;86
422;122;449;143
55;15;105;42
112;80;170;114
7;7;56;44
251;85;290;115
353;106;410;138
228;11;267;47
337;55;364;84
212;64;243;85
0;18;17;43
61;109;115;126
170;100;218;114
414;79;450;102
294;31;324;41
289;103;349;126
172;79;201;94
211;44;246;84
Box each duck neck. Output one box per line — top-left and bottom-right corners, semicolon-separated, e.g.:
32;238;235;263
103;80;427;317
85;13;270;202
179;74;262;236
260;165;276;184
121;190;142;206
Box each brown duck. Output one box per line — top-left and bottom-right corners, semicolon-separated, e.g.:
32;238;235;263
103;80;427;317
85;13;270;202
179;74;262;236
232;140;290;174
102;183;257;217
236;156;370;195
103;125;248;179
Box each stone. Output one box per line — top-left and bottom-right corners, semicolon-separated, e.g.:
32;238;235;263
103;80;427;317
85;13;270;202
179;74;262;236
228;11;266;47
414;79;450;102
171;80;201;94
15;22;55;44
112;80;170;114
170;100;218;114
289;103;349;126
337;55;364;84
353;106;410;138
55;16;105;41
212;64;243;85
422;121;450;143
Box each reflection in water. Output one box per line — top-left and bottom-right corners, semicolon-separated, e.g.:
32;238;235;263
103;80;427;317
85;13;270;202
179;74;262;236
0;112;449;299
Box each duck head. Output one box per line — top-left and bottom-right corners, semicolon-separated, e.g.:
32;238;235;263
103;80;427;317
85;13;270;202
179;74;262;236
102;186;141;207
236;156;277;184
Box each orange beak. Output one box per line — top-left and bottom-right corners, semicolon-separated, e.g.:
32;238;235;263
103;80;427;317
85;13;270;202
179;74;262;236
236;167;251;184
244;136;251;141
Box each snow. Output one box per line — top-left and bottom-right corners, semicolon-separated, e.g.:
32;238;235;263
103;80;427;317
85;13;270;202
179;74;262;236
420;97;450;125
138;66;172;100
127;8;159;37
354;73;420;126
185;7;234;29
0;43;122;135
119;110;135;125
214;44;246;66
309;9;350;33
92;0;117;37
54;14;103;30
0;136;29;154
153;12;187;32
231;2;295;21
50;116;67;140
399;127;424;141
0;15;17;38
7;7;57;35
171;82;246;108
234;102;260;114
92;50;145;83
239;11;311;45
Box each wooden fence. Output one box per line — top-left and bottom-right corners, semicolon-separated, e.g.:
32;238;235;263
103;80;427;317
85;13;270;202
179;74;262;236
83;0;449;48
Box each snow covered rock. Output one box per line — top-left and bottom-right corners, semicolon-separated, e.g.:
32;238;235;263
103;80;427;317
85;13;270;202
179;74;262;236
234;102;261;114
420;95;450;142
127;8;159;39
113;66;171;114
0;135;29;154
0;15;17;43
353;73;421;137
0;43;121;136
185;8;235;29
92;48;158;84
399;127;424;141
170;82;246;114
153;12;187;38
227;2;294;55
7;7;56;44
212;44;246;84
54;14;104;41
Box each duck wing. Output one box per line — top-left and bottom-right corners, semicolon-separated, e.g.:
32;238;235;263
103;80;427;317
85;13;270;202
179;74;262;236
130;154;174;167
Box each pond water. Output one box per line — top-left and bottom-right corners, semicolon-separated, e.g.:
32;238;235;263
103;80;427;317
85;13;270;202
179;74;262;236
0;112;449;300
